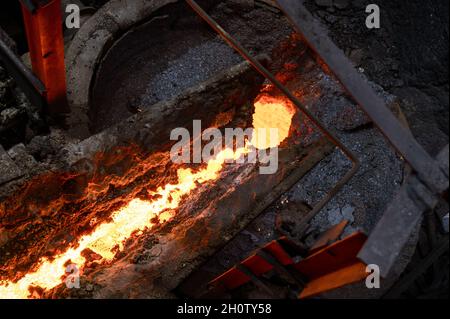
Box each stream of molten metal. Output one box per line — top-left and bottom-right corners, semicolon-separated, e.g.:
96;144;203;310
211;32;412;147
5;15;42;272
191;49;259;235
0;95;294;299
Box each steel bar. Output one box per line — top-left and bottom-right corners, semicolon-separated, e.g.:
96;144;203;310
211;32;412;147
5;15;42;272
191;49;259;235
21;0;69;115
209;232;368;298
299;262;367;299
358;145;449;277
257;249;305;287
294;232;367;278
0;38;46;110
208;239;297;293
275;0;448;194
235;264;275;296
186;0;360;235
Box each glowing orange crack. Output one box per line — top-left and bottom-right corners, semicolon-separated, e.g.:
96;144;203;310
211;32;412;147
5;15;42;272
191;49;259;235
0;95;294;299
0;150;237;298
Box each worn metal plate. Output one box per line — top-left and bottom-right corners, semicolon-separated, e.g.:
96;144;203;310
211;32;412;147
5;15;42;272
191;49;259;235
294;232;367;279
299;262;367;299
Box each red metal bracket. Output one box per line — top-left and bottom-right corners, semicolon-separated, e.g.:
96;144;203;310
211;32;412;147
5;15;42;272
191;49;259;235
208;232;368;299
21;0;69;115
209;238;296;291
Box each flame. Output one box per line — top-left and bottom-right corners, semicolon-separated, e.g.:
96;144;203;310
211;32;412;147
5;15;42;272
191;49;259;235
0;94;294;299
251;95;295;149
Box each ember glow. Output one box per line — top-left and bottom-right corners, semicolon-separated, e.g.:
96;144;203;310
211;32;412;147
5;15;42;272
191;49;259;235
251;95;295;149
0;95;294;299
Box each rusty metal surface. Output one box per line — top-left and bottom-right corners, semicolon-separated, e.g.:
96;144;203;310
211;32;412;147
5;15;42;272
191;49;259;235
21;0;69;115
275;0;448;195
186;0;360;238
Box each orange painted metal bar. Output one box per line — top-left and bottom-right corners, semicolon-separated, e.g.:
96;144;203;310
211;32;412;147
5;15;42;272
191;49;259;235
21;0;69;115
209;232;369;297
308;220;349;255
299;262;368;299
294;232;367;280
208;240;296;290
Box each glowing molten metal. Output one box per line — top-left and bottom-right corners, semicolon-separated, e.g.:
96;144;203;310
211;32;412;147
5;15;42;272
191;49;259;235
0;94;294;298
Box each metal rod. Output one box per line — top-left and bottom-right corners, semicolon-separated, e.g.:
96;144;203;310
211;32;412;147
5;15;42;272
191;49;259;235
257;249;305;287
185;0;360;231
275;0;448;194
235;264;275;296
0;38;46;110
